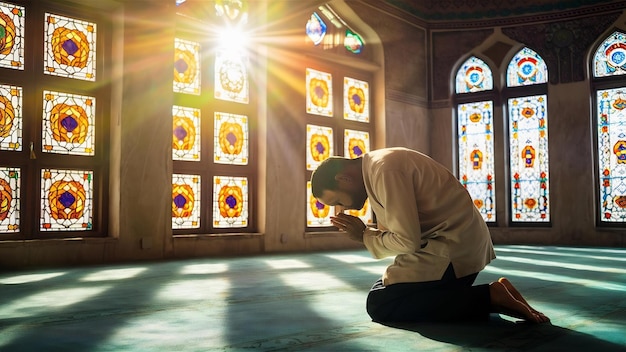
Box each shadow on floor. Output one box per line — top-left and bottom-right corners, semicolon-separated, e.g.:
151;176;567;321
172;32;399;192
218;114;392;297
382;316;626;351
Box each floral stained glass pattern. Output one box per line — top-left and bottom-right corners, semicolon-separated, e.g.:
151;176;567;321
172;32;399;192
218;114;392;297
307;124;333;171
0;2;24;70
42;90;95;156
40;169;93;231
306;68;333;117
458;101;496;222
593;31;626;78
307;181;333;227
597;87;626;221
215;49;248;104
172;105;201;161
213;176;248;228
214;112;248;165
455;56;493;94
174;38;201;95
507;47;548;87
344;129;369;159
344;29;363;54
509;95;549;222
306;12;326;45
0;84;22;151
44;13;96;81
347;199;372;225
215;0;248;25
344;77;369;122
172;174;201;229
0;167;19;233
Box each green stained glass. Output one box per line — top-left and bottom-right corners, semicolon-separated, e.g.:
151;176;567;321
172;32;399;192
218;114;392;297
0;167;20;233
44;12;96;81
213;176;248;228
172;174;201;229
508;95;550;222
0;84;22;151
214;112;248;165
42;90;95;156
172;105;201;161
593;31;626;78
344;29;363;54
306;181;333;227
455;56;493;94
597;87;626;222
306;124;333;171
507;47;548;87
40;169;93;231
458;101;495;222
0;2;24;70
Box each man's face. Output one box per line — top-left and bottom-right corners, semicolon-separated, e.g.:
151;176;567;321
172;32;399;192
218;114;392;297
318;185;367;211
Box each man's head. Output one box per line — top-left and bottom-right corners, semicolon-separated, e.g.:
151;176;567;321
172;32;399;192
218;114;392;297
310;156;368;210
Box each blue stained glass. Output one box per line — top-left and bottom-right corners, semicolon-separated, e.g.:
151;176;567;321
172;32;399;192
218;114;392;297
306;12;326;45
593;31;626;78
507;47;548;87
455;56;493;94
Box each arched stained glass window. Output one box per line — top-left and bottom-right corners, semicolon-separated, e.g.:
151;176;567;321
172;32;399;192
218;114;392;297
506;47;550;223
507;47;548;86
593;31;626;223
593;31;626;78
455;56;493;94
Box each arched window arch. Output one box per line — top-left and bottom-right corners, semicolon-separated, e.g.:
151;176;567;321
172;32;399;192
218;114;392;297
454;56;497;223
591;30;626;224
504;47;550;223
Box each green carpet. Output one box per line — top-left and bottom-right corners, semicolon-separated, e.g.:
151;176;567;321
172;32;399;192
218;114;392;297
1;245;625;351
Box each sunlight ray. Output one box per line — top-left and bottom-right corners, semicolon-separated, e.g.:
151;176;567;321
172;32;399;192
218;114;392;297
0;272;66;284
265;259;311;269
495;247;626;262
180;263;229;275
482;266;626;291
80;267;148;282
495;255;626;274
0;286;111;318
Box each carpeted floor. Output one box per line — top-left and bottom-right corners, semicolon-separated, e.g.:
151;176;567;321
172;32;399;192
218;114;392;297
0;245;625;351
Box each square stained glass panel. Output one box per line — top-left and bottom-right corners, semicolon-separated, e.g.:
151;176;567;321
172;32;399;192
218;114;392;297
44;12;96;81
344;129;369;159
42;90;95;156
174;38;201;95
508;95;549;222
214;112;248;165
306;124;333;171
0;2;25;70
306;181;333;227
173;105;201;161
215;49;249;104
458;101;496;222
213;176;248;228
0;167;20;233
40;169;93;231
306;68;332;117
172;174;201;229
597;87;626;222
0;84;22;151
344;77;369;122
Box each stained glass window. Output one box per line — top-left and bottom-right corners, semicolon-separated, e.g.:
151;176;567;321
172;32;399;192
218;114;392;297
344;129;369;158
507;47;548;87
215;0;248;24
306;68;333;117
455;56;493;94
306;124;333;171
42;90;95;156
173;105;201;161
214;49;249;104
0;2;24;70
0;166;19;233
458;101;496;222
172;174;201;229
596;87;626;221
213;176;248;228
306;12;326;45
344;77;369;122
40;169;93;231
214;112;248;165
344;29;364;54
44;13;96;81
306;181;333;227
508;95;549;222
593;31;626;78
174;38;201;95
0;84;22;151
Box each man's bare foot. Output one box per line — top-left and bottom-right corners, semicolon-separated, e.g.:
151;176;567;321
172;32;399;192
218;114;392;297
489;281;546;323
498;277;550;323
